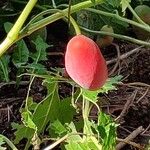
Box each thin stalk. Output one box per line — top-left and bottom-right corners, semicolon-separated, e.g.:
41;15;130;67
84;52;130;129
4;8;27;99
85;8;150;33
82;98;91;136
0;134;18;150
82;98;102;150
81;26;150;46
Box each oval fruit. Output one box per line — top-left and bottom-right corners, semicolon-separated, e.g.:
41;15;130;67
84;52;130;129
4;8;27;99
65;35;108;91
96;25;114;47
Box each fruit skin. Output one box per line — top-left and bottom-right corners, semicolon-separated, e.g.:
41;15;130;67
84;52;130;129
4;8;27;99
96;25;114;47
132;5;150;40
65;35;108;91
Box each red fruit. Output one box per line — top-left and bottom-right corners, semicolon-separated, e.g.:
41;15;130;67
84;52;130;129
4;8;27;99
65;35;108;91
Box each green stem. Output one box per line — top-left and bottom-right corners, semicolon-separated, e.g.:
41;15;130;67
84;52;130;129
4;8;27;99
8;0;37;40
0;0;104;57
0;0;37;57
0;134;18;150
82;97;91;135
127;4;148;26
85;8;150;33
81;26;150;46
22;0;103;35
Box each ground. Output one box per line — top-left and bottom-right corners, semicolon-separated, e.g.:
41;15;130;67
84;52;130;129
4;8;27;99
0;21;150;150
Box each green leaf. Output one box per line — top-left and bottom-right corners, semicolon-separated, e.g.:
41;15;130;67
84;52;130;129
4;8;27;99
105;0;121;8
21;111;37;130
0;55;10;82
67;122;82;141
82;89;99;103
98;75;122;94
97;112;117;150
12;123;34;144
12;39;29;67
26;63;47;74
4;22;13;33
120;0;131;12
65;141;90;150
30;36;50;62
27;97;38;111
58;97;76;124
32;81;60;132
51;120;68;136
0;136;6;150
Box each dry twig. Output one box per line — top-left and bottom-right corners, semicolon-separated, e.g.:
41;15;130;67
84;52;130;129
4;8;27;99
107;46;143;65
116;126;144;150
115;90;138;123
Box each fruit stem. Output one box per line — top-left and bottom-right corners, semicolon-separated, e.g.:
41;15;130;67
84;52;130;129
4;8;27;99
70;17;81;35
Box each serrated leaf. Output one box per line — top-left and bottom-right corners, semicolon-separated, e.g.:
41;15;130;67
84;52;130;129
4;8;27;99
32;82;60;132
120;0;131;12
11;122;34;144
0;55;10;82
26;63;47;74
97;112;117;150
12;39;29;67
30;36;49;62
98;75;122;94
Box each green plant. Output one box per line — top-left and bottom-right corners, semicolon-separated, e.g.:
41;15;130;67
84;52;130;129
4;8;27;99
0;0;150;149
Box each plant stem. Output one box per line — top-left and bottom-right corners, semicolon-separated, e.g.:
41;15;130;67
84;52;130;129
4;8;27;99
127;4;148;26
82;97;91;136
0;134;18;150
22;0;103;35
0;0;37;57
85;8;150;33
0;0;104;57
81;26;150;46
8;0;37;40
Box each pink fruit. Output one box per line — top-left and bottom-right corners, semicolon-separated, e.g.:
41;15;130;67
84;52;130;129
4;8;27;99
65;35;108;91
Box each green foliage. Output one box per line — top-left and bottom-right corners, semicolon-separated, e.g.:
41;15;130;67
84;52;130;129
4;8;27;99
82;75;122;104
12;123;34;144
98;112;117;150
30;36;49;62
0;136;6;150
12;40;29;67
0;55;10;82
120;0;131;12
